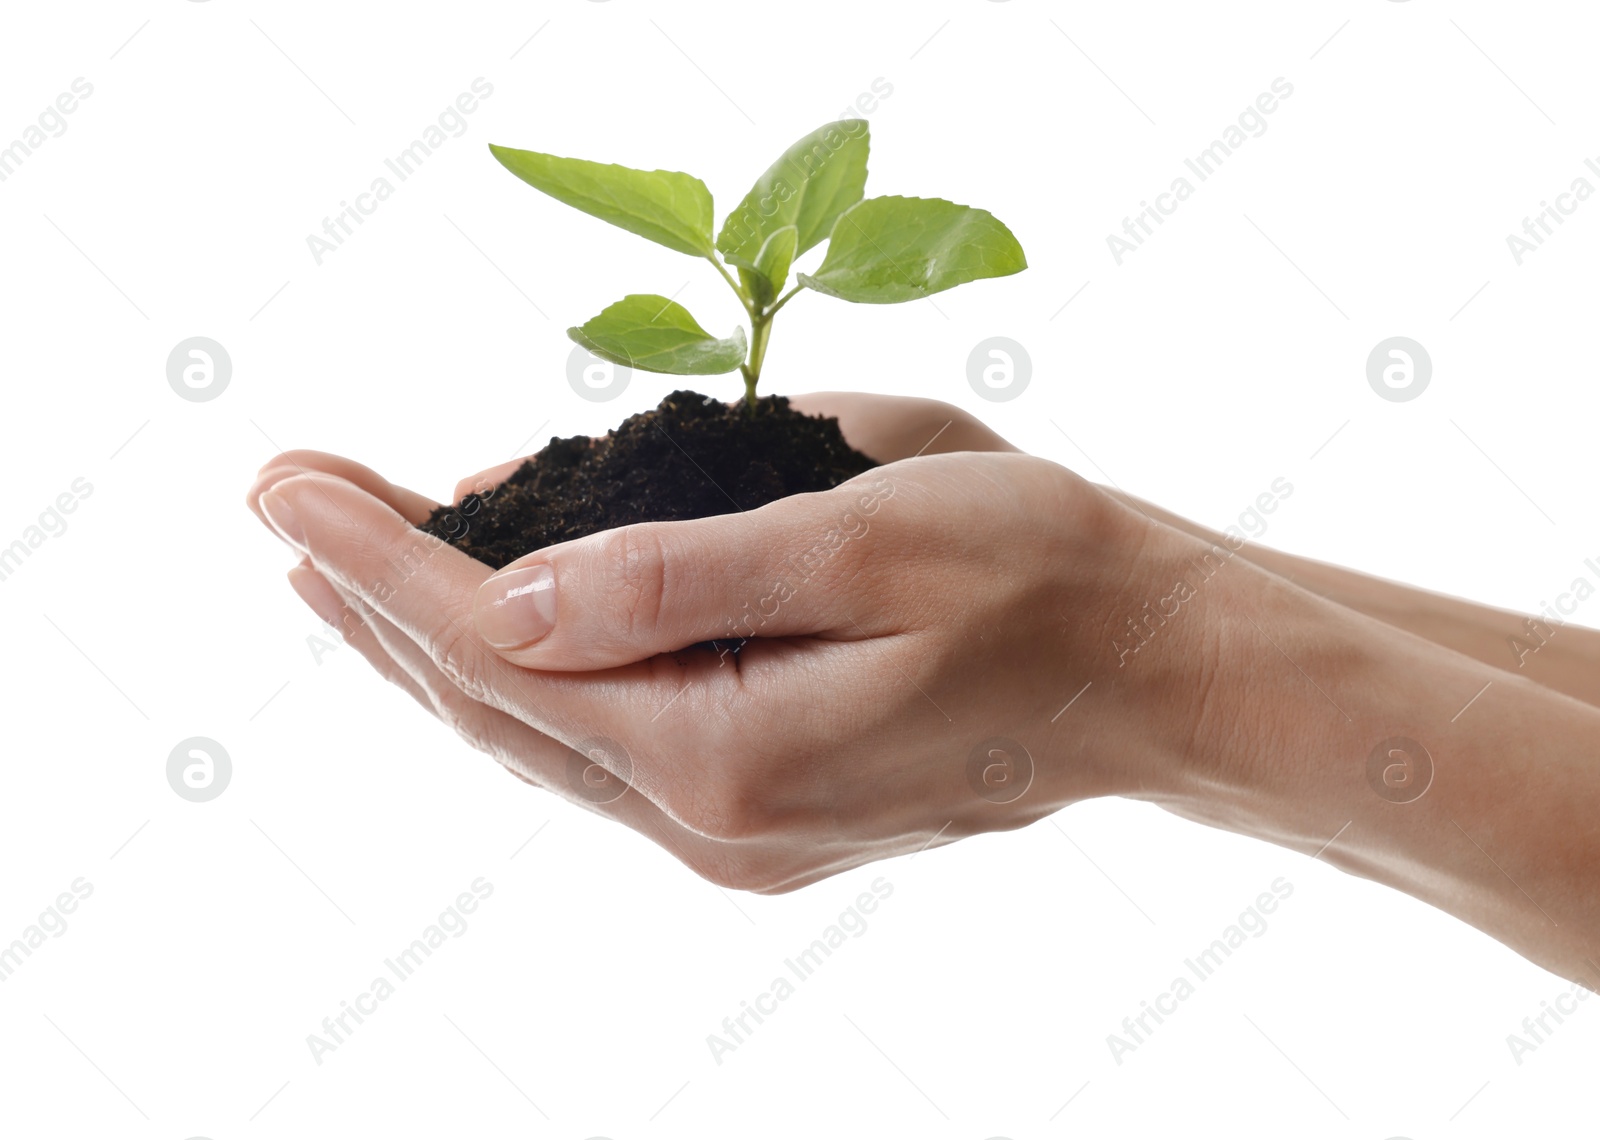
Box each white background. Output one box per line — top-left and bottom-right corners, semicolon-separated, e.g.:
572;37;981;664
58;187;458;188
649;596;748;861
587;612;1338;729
1;1;1596;1136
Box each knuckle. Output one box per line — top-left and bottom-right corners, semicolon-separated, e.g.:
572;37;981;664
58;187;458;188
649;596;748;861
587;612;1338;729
750;878;807;897
433;621;494;705
455;722;503;764
594;525;669;646
433;691;481;745
914;396;972;424
501;763;539;788
258;450;306;474
679;845;768;892
673;773;769;843
433;690;516;767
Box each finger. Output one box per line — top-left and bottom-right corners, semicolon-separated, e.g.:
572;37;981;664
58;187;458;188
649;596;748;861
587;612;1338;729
248;449;440;528
452;456;534;505
471;469;905;671
298;552;619;796
308;562;745;861
785;391;1021;460
273;487;803;882
286;559;434;715
258;471;692;746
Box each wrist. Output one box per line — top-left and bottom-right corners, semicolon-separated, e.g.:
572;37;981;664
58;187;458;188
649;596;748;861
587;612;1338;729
1055;493;1385;820
1131;535;1600;979
1031;480;1246;809
1128;551;1378;834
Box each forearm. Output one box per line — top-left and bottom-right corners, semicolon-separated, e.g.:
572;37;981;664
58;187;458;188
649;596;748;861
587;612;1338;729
1140;547;1600;983
1103;487;1600;708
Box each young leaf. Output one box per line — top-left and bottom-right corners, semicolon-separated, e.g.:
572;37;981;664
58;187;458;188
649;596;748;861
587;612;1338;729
567;294;747;375
798;195;1027;304
737;225;799;309
489;144;715;257
716;121;869;267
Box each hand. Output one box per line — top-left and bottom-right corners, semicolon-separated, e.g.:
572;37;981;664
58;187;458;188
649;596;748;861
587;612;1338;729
244;408;1600;985
248;398;1205;893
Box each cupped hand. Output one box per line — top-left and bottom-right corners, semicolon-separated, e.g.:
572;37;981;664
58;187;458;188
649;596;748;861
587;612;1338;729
248;396;1203;892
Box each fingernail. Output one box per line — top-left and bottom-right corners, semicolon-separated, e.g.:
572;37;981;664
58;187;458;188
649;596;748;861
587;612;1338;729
245;465;298;519
476;563;556;649
260;489;307;552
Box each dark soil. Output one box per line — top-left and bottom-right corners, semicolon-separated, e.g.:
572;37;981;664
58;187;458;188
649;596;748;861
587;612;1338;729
419;389;879;569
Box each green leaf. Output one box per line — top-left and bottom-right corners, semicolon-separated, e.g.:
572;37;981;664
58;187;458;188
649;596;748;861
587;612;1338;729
716;120;869;266
798;195;1027;304
737;225;798;309
489;144;715;257
567;294;747;375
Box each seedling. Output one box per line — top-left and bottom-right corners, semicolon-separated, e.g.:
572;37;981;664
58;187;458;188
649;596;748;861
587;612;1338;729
488;120;1027;408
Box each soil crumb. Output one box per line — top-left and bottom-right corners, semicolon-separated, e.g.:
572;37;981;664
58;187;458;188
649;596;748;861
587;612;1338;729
420;389;879;569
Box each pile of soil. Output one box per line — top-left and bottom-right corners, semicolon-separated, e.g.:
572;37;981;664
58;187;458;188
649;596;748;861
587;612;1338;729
419;389;879;569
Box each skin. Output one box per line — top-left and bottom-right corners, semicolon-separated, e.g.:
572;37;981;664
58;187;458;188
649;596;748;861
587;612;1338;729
248;393;1600;985
1095;488;1600;711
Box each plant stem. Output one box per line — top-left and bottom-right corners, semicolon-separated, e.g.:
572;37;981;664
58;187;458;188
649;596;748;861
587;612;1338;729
741;311;774;409
767;283;804;317
705;253;738;295
707;254;803;410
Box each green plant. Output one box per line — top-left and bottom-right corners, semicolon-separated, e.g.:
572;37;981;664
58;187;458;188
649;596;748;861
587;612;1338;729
488;120;1027;408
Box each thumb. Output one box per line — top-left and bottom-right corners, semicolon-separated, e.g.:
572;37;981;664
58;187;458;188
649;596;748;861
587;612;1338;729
471;473;900;671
